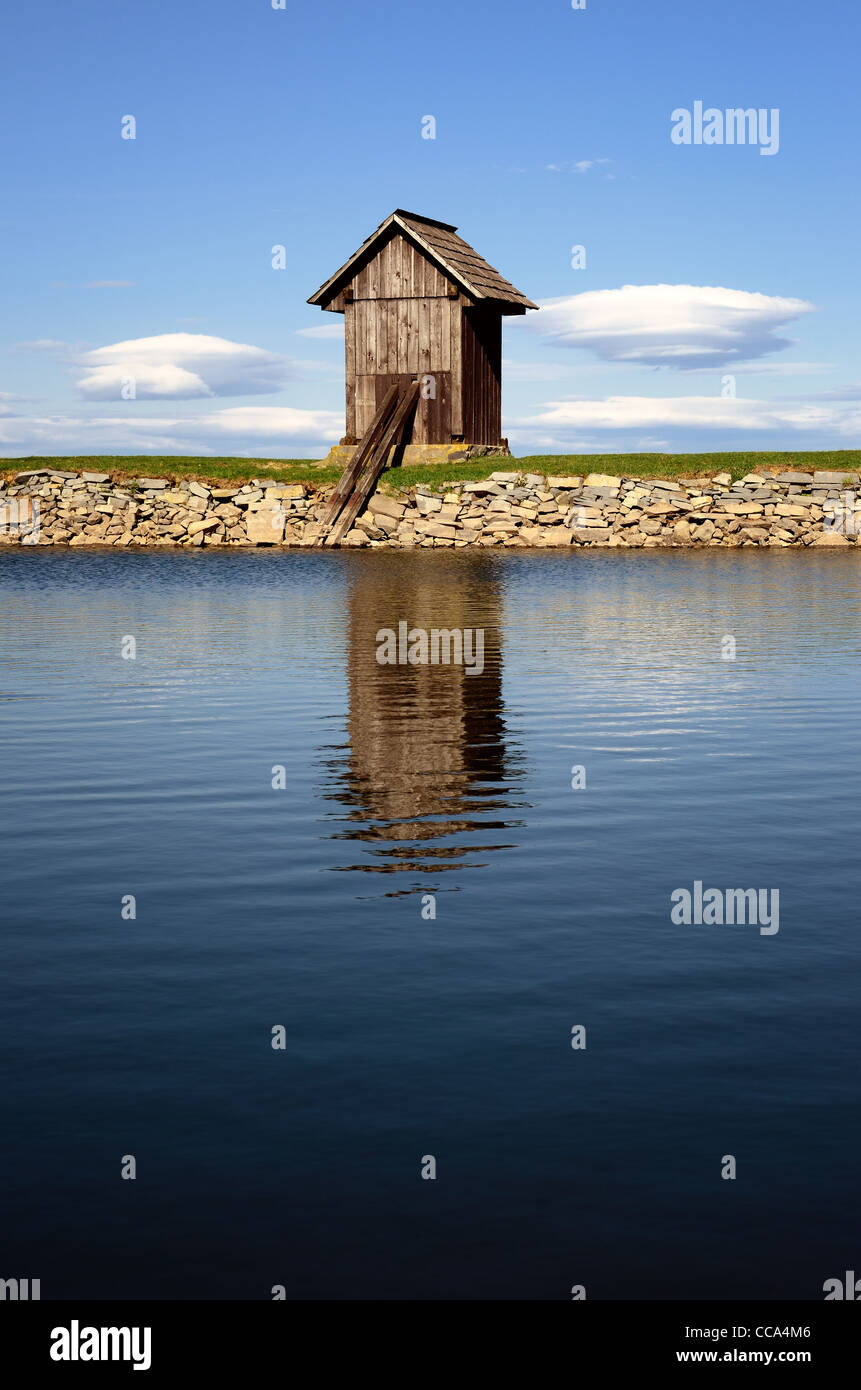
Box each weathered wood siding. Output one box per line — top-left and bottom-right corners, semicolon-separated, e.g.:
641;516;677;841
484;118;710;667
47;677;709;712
461;306;502;446
345;235;460;441
340;230;502;446
344;301;357;441
352;233;452;300
353;297;453;376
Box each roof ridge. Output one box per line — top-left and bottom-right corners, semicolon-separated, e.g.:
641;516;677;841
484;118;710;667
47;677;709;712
392;209;457;232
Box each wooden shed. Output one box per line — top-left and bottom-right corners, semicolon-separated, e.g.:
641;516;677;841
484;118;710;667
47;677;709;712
308;210;537;449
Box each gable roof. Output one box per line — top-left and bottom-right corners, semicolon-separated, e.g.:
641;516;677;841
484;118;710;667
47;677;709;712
308;210;538;311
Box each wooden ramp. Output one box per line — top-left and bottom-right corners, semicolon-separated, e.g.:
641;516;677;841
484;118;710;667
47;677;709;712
317;380;420;547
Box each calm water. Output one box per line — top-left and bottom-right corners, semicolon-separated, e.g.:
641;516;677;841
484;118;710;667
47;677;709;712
1;547;859;1301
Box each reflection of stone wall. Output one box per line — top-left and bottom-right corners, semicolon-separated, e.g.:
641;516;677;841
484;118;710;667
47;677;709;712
332;556;513;875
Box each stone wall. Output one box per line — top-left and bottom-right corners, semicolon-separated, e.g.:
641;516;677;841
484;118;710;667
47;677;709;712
2;465;859;549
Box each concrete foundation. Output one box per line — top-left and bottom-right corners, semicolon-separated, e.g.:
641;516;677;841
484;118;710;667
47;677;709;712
319;441;512;471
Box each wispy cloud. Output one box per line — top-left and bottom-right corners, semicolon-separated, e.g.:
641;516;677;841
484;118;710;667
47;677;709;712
809;382;861;400
512;394;860;435
681;360;831;378
48;281;135;290
0;404;343;456
501;359;578;383
295;323;345;340
15;339;68;353
544;158;612;175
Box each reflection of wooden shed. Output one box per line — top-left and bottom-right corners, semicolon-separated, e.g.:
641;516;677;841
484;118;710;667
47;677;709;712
308;210;537;448
329;558;515;876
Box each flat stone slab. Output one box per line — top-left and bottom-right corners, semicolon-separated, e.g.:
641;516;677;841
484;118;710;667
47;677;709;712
265;484;304;500
245;502;285;543
814;471;858;485
367;494;405;520
462;481;503;495
775;503;813;518
415;521;457;539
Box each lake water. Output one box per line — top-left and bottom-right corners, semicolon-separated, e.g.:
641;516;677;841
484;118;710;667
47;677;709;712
1;546;859;1300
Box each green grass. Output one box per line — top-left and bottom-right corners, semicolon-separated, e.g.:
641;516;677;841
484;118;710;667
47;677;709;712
512;451;861;483
4;450;861;492
0;455;333;487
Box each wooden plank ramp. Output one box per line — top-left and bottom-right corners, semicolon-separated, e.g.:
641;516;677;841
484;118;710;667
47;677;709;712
310;384;398;546
319;380;420;548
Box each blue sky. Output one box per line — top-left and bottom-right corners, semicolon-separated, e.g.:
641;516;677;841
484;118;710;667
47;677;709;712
2;0;859;458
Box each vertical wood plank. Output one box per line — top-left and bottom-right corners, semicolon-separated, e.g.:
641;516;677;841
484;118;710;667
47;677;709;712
407;299;417;374
428;299;439;377
450;303;462;437
397;299;408;372
463;308;474;443
391;234;403;300
344;303;356;439
377;300;388;376
356;302;366;391
367;297;377;373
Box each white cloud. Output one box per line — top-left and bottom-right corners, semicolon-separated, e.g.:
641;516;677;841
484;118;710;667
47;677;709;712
84;280;135;289
0;404;343;457
529;284;815;368
75;333;296;400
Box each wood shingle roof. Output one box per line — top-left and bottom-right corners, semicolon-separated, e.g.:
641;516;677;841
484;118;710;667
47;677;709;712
308;210;538;312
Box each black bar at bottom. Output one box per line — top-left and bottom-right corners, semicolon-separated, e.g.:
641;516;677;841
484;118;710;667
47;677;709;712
0;1300;855;1378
